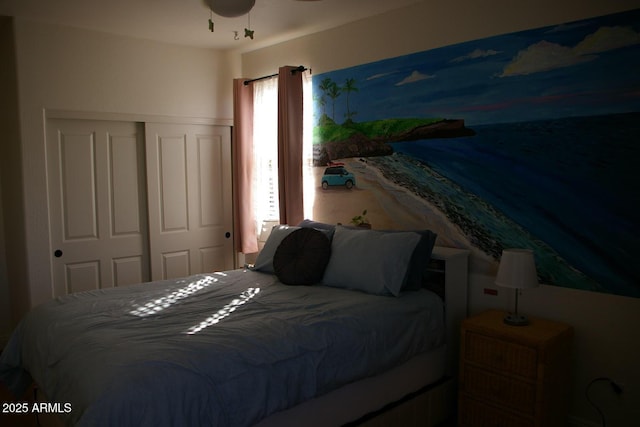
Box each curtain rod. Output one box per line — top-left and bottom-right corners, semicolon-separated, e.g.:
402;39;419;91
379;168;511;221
243;66;308;86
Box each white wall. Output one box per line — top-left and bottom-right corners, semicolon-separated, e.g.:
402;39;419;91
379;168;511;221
3;18;233;322
0;18;9;344
0;175;8;347
240;0;639;77
0;16;26;341
240;1;640;425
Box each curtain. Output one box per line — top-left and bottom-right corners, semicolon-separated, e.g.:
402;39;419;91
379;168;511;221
302;71;314;219
232;78;259;254
277;66;304;226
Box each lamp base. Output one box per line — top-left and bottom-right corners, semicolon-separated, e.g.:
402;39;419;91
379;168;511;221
503;313;529;326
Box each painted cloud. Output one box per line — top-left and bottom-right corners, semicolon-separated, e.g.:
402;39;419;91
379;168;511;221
574;25;640;54
499;40;596;77
451;48;501;63
395;70;435;86
500;25;640;77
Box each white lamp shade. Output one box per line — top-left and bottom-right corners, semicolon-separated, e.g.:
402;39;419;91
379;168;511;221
204;0;256;18
495;249;539;289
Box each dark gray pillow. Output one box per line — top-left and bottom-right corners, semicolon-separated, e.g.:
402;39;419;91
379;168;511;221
273;228;331;285
298;219;336;240
297;219;336;231
252;225;301;273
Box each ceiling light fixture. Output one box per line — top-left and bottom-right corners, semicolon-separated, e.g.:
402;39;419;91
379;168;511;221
203;0;256;18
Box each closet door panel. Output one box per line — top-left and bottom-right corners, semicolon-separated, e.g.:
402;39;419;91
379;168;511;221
162;251;191;279
65;261;100;294
110;135;144;236
112;256;145;287
145;123;233;280
198;134;225;227
157;135;189;232
47;119;149;296
59;131;98;240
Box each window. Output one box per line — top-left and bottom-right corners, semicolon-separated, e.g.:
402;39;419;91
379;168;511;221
252;76;279;229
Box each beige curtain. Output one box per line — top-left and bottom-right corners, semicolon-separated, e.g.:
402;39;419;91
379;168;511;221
232;78;259;254
277;66;304;226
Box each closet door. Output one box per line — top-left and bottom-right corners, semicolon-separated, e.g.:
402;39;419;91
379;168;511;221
47;119;149;296
145;123;233;280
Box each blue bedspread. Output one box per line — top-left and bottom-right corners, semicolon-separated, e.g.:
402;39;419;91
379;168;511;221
0;269;444;426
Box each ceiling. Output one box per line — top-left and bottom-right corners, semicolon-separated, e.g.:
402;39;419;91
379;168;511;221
0;0;422;52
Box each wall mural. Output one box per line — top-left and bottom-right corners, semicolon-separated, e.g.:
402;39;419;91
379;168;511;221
310;8;640;298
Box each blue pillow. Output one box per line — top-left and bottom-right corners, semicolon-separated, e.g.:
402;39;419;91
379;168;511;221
252;225;301;273
400;229;438;291
322;226;421;296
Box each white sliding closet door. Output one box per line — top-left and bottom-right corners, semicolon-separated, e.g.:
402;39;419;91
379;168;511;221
145;123;233;280
47;119;149;296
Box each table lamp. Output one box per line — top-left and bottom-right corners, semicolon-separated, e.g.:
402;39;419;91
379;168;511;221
495;248;539;326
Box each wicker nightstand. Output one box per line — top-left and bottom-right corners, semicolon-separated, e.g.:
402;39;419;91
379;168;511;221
458;309;573;427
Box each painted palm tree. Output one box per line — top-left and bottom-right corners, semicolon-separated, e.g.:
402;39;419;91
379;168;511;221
317;77;339;122
313;93;327;124
326;81;341;122
342;78;359;124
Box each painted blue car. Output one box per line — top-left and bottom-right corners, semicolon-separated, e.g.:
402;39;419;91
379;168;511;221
321;166;356;189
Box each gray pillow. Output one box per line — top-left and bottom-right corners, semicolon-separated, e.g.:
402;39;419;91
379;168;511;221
322;226;421;296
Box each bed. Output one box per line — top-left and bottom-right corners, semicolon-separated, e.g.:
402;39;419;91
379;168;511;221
0;223;468;426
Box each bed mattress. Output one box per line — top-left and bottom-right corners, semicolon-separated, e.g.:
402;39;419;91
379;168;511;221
0;268;445;427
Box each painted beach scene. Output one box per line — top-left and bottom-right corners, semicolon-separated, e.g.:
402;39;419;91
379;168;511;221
309;8;640;298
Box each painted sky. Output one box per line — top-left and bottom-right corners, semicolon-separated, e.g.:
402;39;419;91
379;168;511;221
314;9;640;126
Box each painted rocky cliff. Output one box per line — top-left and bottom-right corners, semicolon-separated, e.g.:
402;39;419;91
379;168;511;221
314;119;475;166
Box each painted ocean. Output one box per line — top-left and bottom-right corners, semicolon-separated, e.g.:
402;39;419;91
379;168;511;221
369;113;639;298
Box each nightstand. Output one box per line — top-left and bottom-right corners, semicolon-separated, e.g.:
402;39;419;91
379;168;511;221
458;309;573;427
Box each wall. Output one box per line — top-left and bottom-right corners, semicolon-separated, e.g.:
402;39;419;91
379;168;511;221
240;1;640;425
0;18;9;341
0;178;8;346
1;18;234;331
241;0;640;76
0;16;27;342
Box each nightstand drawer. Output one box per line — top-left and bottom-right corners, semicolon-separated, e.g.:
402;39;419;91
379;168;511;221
463;365;536;414
459;396;534;427
464;331;538;380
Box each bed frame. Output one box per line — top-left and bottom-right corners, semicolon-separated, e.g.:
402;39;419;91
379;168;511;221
25;246;469;427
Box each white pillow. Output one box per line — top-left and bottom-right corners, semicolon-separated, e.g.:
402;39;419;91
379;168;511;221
322;226;421;296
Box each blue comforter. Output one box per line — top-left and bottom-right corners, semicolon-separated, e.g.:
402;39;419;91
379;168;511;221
0;269;444;426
